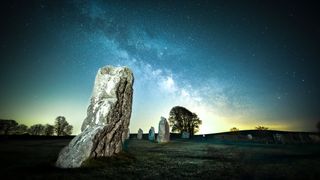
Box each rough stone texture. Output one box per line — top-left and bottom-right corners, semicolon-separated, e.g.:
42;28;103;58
122;127;130;142
137;128;143;140
181;131;190;139
148;127;155;141
56;66;134;168
157;117;170;143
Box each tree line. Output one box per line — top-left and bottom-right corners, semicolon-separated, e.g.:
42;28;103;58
167;106;320;135
0;116;73;136
230;123;320;132
230;126;269;132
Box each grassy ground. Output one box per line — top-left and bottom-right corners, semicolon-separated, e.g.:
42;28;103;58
0;137;320;179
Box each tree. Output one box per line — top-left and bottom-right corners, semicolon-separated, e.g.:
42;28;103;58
0;119;18;135
168;106;202;136
44;124;54;136
54;116;73;136
64;125;73;136
230;127;239;132
255;126;269;130
28;124;45;135
15;124;28;135
190;113;201;135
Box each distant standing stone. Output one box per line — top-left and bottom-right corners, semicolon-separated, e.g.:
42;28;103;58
181;131;190;139
157;117;170;143
148;127;155;141
137;128;143;140
273;133;283;144
56;66;134;168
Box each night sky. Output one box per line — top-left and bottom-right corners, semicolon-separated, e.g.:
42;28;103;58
1;0;319;134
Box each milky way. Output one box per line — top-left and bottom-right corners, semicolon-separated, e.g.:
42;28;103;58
1;0;319;134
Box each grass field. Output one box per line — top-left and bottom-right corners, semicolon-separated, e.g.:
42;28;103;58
0;137;320;179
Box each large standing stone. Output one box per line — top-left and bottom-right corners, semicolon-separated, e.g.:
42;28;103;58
137;128;143;139
148;127;155;141
157;117;170;143
56;66;134;168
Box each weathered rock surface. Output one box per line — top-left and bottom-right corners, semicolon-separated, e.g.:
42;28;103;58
148;127;155;141
56;66;134;168
157;117;170;143
181;131;190;139
137;128;143;140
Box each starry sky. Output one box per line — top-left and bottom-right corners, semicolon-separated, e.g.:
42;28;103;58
1;0;319;134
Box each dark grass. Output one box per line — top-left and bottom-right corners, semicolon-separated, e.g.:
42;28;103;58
0;137;320;180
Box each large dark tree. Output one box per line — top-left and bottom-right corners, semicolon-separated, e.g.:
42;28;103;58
54;116;73;136
15;124;28;135
0;119;18;135
168;106;202;136
44;124;54;136
28;124;45;135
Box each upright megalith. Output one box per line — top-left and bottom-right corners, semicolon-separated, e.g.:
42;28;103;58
157;117;170;143
148;127;155;141
56;66;134;168
137;128;143;139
